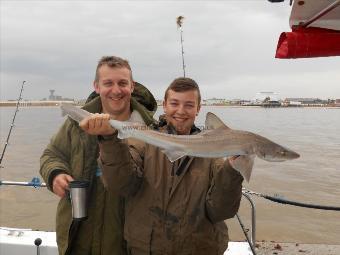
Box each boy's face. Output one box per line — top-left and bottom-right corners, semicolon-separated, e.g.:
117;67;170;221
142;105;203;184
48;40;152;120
163;89;201;135
94;65;134;120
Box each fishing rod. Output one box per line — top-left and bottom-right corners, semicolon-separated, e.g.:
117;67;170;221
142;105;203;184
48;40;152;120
176;16;186;77
0;81;27;168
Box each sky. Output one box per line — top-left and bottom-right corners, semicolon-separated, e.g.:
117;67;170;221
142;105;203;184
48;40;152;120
1;0;340;101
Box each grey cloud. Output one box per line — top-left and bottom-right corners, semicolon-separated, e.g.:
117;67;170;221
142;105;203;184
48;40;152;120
1;1;339;100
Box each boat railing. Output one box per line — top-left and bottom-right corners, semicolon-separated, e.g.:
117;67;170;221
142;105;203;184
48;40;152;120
2;178;340;255
241;191;256;246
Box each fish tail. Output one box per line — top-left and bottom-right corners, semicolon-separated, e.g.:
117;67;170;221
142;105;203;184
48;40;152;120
60;104;68;117
60;103;91;123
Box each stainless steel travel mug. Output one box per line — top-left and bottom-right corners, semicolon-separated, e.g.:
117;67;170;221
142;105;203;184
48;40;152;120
69;180;89;221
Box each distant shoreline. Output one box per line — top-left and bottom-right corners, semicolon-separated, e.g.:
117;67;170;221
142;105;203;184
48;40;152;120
0;103;339;109
200;105;340;109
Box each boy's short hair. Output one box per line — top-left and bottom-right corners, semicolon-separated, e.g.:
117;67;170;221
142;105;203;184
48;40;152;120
164;77;201;103
95;56;133;82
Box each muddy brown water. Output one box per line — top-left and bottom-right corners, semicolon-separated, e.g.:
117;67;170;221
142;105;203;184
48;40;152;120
1;106;339;244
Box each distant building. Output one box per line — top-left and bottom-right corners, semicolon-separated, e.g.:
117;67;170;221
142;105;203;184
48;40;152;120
284;98;327;106
46;90;73;102
262;97;281;107
239;100;252;105
335;99;340;107
229;99;242;105
204;98;226;105
282;100;302;107
226;99;252;105
255;92;279;102
49;90;56;100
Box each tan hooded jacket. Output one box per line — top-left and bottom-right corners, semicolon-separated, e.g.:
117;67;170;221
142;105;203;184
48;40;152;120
40;96;155;255
98;124;243;255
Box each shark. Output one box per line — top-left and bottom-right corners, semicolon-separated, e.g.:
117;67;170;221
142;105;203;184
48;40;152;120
61;103;300;181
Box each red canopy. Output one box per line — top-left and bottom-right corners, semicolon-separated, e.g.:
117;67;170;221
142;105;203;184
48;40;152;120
275;27;340;59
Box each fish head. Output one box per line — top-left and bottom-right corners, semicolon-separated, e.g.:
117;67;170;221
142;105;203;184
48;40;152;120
257;144;300;162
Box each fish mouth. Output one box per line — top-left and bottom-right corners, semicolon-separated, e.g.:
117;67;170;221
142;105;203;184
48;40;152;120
277;151;300;161
257;150;300;162
289;151;300;159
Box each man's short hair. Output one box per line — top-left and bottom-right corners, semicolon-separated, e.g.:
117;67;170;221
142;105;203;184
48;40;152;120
164;77;201;104
95;56;133;82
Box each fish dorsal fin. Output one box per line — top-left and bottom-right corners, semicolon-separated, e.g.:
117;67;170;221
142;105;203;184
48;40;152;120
129;110;145;124
205;112;230;130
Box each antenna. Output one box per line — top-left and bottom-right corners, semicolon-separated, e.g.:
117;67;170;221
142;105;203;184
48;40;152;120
176;16;186;77
0;81;27;168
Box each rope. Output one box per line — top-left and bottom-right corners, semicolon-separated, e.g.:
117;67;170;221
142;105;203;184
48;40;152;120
243;188;340;211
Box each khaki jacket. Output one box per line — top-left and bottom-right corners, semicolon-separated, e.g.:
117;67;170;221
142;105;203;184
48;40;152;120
40;97;154;255
99;125;243;255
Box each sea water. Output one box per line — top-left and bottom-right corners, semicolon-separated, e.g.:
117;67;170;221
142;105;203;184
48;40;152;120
0;106;339;243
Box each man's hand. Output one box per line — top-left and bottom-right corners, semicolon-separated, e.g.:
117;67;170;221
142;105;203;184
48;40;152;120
79;113;116;135
52;173;74;198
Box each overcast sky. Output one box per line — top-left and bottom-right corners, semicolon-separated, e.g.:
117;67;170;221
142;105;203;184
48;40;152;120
1;0;340;101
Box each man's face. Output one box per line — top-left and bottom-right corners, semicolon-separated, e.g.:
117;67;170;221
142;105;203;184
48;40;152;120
163;89;201;135
94;65;134;120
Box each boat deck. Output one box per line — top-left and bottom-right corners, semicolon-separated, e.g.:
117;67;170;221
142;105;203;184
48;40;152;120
1;228;340;255
255;241;340;255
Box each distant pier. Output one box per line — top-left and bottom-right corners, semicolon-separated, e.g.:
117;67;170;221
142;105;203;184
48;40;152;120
0;100;79;107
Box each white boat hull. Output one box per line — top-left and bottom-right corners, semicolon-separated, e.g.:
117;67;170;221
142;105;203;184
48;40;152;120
0;227;252;255
0;228;57;255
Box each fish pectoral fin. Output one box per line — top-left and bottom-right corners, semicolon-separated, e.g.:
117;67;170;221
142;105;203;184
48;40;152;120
229;155;255;183
161;149;187;162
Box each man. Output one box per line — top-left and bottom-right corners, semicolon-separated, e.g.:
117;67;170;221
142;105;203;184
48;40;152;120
40;56;156;255
81;77;244;255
